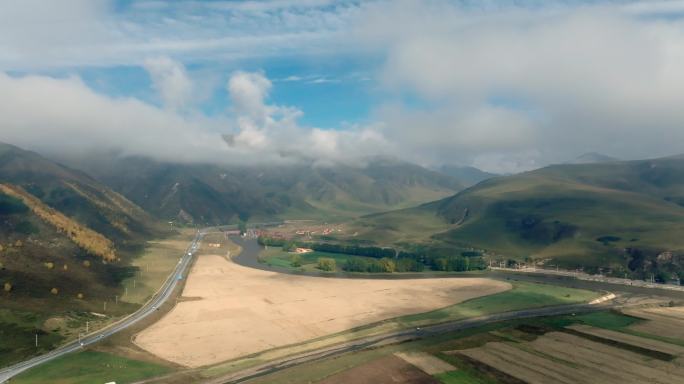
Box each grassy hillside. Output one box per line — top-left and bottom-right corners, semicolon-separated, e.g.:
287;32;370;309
73;155;465;224
346;156;684;279
0;142;168;367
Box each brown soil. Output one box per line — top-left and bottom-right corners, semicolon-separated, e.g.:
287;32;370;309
318;355;440;384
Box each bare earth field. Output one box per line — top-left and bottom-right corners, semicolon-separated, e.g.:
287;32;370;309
134;253;510;367
456;331;684;384
394;351;456;375
318;355;440;384
624;306;684;340
567;324;684;356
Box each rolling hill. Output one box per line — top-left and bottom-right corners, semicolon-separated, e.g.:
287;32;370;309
71;155;466;224
347;155;684;279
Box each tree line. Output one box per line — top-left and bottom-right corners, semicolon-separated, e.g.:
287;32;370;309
258;236;487;273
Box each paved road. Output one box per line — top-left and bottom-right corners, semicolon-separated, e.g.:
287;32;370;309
0;231;204;383
205;301;615;384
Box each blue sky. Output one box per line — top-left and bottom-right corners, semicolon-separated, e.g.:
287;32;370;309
2;0;684;172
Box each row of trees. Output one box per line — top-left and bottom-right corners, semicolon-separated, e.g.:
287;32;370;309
257;236;487;274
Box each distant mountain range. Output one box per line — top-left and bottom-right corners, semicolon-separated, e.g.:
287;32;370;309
68;155;470;225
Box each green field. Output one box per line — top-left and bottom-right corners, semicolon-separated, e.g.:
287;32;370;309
395;280;598;327
12;351;171;384
260;248;381;272
0;309;64;368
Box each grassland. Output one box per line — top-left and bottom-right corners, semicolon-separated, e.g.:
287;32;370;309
395;281;598;327
119;229;195;304
259;248;381;272
11;351;171;384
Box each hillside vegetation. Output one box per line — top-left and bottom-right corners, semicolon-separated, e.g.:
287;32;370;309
346;155;684;279
0;142;168;367
0;183;116;261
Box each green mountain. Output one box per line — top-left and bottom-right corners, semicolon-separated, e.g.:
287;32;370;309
437;165;497;187
74;156;466;224
0;142;161;310
350;155;684;279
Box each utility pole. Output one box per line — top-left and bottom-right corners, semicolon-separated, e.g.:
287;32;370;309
104;301;107;312
133;279;136;289
35;333;38;347
86;321;89;333
124;287;128;297
115;295;118;304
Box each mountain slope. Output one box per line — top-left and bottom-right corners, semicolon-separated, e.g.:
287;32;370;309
74;155;466;224
436;165;498;187
0;142;162;310
349;155;684;278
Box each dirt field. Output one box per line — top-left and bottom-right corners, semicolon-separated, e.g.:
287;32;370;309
567;324;684;356
394;352;456;375
134;253;509;367
318;355;440;384
457;331;684;384
624;306;684;340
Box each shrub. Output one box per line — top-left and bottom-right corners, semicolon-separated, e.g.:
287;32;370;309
3;282;11;292
45;262;55;270
317;257;336;271
50;287;59;295
77;293;84;300
290;254;302;267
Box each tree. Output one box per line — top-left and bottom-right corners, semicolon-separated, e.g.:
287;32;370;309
379;258;396;273
77;293;84;300
45;262;54;270
82;260;91;268
290;254;302;267
238;220;247;235
317;257;336;271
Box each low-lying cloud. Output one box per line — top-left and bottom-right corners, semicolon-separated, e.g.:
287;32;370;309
2;1;684;173
0;66;389;166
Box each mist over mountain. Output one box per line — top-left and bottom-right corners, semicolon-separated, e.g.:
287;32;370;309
567;152;620;164
436;165;498;187
61;153;467;225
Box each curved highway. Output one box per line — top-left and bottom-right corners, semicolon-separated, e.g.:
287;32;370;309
0;231;204;383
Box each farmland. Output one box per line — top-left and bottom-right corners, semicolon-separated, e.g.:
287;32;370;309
246;306;684;384
133;246;510;367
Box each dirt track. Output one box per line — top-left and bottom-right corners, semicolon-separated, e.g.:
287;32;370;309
134;254;510;367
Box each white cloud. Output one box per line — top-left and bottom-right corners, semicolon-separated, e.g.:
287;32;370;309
143;56;193;110
0;70;389;167
354;0;684;172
